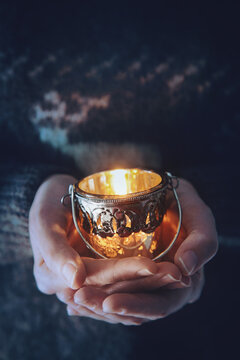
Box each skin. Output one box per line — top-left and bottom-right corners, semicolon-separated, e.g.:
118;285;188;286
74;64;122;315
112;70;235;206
29;174;218;325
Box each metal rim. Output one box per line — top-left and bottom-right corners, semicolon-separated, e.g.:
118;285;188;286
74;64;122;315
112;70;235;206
74;169;170;204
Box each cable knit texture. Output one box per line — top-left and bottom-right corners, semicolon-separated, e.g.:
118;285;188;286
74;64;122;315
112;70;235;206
0;163;71;264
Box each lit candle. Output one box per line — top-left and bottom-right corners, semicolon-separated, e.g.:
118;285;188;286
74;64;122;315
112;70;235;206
62;169;182;261
109;169;128;195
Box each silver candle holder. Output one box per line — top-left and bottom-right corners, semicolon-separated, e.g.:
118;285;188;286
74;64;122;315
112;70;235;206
61;169;182;261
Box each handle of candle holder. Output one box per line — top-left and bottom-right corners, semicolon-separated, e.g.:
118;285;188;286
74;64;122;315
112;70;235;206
68;184;105;259
63;172;182;261
152;172;182;261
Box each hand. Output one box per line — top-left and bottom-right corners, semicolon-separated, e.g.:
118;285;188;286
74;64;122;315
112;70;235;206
29;174;87;293
57;259;187;324
29;175;217;325
29;174;174;296
66;267;204;325
167;178;218;275
65;178;218;324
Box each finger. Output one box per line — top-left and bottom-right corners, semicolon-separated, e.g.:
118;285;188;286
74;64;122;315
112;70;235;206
73;287;148;325
174;213;218;276
67;304;147;325
102;287;193;319
188;268;205;304
66;307;79;316
173;180;218;275
34;261;70;294
66;304;117;323
102;274;179;294
102;262;185;294
165;275;191;289
29;206;86;290
82;256;158;287
74;286;107;311
56;288;76;304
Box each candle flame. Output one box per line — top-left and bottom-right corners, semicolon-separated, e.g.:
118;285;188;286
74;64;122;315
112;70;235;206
110;169;128;195
78;168;162;196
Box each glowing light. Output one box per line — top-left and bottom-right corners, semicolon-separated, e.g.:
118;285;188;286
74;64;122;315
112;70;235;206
110;169;128;195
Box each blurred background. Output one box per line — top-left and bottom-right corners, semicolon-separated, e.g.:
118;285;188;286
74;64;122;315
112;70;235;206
0;1;239;359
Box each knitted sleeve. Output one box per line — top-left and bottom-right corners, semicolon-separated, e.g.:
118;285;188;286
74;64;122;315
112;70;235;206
0;162;72;265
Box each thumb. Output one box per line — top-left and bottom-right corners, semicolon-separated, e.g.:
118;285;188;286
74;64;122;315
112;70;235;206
174;207;218;275
29;174;86;290
29;212;86;290
172;179;219;275
41;232;86;290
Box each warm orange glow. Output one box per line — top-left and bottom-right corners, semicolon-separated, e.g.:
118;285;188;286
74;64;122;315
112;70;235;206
76;168;170;259
78;168;162;196
109;169;128;195
90;230;157;258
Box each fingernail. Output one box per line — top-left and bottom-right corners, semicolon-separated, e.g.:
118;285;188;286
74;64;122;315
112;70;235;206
136;269;155;277
161;274;180;283
117;309;127;315
179;251;198;275
62;262;78;288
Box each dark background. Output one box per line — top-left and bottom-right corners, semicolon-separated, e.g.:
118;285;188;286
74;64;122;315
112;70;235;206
0;1;239;359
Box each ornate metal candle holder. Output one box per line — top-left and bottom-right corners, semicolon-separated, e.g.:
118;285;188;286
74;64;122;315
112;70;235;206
61;169;182;261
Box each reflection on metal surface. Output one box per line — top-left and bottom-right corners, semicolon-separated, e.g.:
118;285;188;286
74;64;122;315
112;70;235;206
62;168;181;261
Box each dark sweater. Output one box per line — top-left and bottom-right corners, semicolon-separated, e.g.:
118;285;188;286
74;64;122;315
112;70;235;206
0;2;239;264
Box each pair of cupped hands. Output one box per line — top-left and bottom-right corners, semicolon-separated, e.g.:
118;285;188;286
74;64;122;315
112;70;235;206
29;174;218;326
